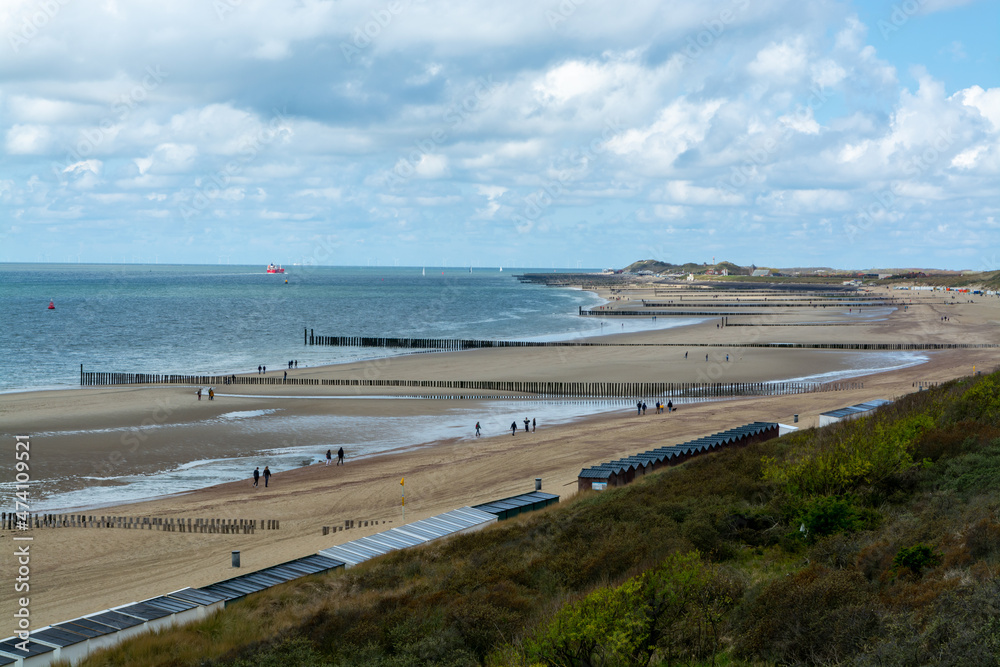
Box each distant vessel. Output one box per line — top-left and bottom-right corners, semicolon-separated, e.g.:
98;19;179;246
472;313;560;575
266;263;285;274
499;266;503;272
422;267;425;276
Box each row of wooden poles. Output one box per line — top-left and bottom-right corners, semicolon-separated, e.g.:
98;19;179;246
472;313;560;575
305;331;999;351
322;519;388;535
2;512;279;533
80;371;863;398
637;301;899;308
580;307;891;316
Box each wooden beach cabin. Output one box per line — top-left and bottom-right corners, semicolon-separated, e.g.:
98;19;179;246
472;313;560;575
578;422;779;493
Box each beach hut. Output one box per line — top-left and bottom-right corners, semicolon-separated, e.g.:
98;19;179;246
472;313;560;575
50;617;124;660
199;554;344;605
23;626;92;666
319;506;497;569
473;491;559;521
164;588;226;620
0;638;56;667
818;400;890;427
578;422;780;492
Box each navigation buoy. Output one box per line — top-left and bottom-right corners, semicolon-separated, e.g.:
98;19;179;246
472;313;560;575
47;300;55;310
285;279;288;284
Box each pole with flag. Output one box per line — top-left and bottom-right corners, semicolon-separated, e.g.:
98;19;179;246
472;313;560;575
401;477;405;524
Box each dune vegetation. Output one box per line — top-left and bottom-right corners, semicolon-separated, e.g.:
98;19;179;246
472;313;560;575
76;370;1000;666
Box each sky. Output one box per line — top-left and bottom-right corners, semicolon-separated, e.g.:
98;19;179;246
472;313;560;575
0;0;998;270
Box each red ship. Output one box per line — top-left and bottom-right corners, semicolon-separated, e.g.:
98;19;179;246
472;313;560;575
266;263;285;274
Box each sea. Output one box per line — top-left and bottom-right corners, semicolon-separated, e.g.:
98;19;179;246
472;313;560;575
0;264;928;510
0;263;697;394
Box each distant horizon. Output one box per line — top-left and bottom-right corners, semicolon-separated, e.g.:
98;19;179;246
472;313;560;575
0;260;988;274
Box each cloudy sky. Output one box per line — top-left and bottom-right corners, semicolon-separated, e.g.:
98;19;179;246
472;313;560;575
1;0;997;269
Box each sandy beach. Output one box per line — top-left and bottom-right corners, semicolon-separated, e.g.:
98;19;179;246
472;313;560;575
2;284;999;627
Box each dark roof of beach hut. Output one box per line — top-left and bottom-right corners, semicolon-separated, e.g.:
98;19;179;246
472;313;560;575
473;491;559;520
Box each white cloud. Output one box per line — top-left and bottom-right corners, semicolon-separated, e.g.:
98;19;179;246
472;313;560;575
412;154;448;178
656;181;743;206
748;38;808;81
63;160;103;175
779;107;821;134
5;124;52;154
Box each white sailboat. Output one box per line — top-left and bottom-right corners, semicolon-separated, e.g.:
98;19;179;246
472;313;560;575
422;267;425;276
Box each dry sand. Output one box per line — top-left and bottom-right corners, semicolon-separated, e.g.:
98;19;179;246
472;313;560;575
1;285;998;627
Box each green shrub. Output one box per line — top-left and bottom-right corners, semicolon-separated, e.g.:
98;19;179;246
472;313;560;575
525;552;742;666
800;495;864;540
892;544;942;576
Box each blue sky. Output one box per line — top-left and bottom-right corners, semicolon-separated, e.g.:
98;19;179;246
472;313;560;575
0;0;997;270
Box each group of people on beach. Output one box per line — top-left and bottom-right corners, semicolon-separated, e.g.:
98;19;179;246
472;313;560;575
252;466;271;488
325;447;345;466
196;387;214;401
638;400;673;415
509;418;536;435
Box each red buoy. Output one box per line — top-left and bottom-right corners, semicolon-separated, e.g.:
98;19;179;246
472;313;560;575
48;300;55;310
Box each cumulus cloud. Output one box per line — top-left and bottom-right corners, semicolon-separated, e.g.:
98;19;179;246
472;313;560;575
0;0;996;267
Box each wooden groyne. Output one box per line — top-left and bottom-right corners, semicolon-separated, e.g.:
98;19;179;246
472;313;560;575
1;512;279;533
79;370;865;398
304;332;997;352
638;301;898;308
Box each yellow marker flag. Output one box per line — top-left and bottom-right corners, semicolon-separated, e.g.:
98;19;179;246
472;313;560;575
401;477;404;485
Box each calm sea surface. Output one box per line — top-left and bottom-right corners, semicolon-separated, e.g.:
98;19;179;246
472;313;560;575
0;263;694;394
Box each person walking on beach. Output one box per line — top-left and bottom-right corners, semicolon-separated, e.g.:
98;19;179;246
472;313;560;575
263;365;266;374
642;402;647;415
511;421;517;436
253;467;259;487
524;417;530;433
258;365;262;374
263;466;271;487
326;449;332;466
283;370;287;382
685;351;688;359
475;422;481;437
337;447;344;465
667;400;673;413
208;388;214;400
197;388;202;401
637;401;642;416
532;418;536;432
